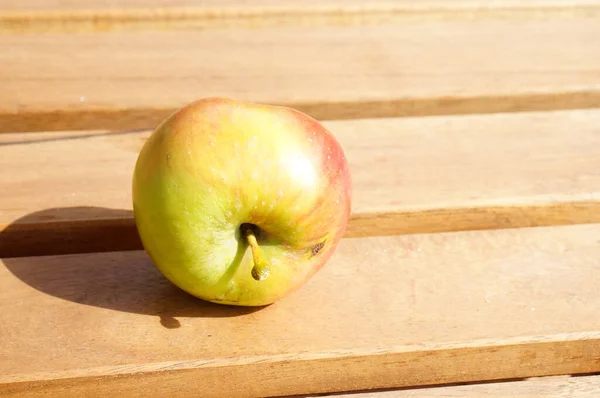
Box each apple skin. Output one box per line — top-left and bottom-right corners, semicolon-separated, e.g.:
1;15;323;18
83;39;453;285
132;98;352;306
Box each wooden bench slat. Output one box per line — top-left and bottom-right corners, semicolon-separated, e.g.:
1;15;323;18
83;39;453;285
2;0;599;33
2;109;600;257
2;16;600;133
2;224;600;396
330;375;600;397
5;0;599;10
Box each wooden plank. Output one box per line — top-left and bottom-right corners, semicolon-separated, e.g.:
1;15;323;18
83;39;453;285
2;0;599;33
6;0;600;10
327;375;600;397
1;224;600;396
3;109;600;257
2;17;600;133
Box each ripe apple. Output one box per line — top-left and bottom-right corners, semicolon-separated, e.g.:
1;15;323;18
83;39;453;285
132;98;352;306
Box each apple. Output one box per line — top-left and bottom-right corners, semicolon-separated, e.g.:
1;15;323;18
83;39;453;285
132;98;352;306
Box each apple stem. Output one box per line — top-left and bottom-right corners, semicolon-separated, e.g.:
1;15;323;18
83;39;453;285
244;226;270;281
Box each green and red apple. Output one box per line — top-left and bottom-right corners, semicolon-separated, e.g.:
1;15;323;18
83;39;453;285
132;98;352;306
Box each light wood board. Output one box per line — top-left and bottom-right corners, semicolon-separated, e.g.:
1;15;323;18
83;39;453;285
1;223;600;396
5;0;600;10
328;375;600;397
2;1;599;33
2;17;600;132
3;109;600;257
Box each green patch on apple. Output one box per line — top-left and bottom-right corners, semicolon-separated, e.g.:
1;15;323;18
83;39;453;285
132;98;352;306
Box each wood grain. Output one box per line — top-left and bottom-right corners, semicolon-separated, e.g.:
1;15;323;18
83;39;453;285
5;0;600;10
2;16;600;133
1;224;600;396
328;375;600;397
2;0;599;33
3;109;600;257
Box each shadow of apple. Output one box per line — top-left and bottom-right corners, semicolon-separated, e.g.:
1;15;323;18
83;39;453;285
0;206;266;328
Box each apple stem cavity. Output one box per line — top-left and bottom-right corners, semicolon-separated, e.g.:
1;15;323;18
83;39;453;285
242;224;271;281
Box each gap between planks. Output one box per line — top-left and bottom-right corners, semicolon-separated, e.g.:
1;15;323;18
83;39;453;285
323;374;600;397
1;223;600;396
2;109;600;257
1;16;600;133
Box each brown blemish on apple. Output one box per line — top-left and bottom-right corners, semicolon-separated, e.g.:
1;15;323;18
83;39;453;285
310;240;326;257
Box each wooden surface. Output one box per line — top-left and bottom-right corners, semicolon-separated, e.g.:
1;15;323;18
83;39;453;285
330;375;600;397
3;0;600;396
2;1;600;33
2;224;600;396
2;16;600;133
3;109;600;257
5;0;600;10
